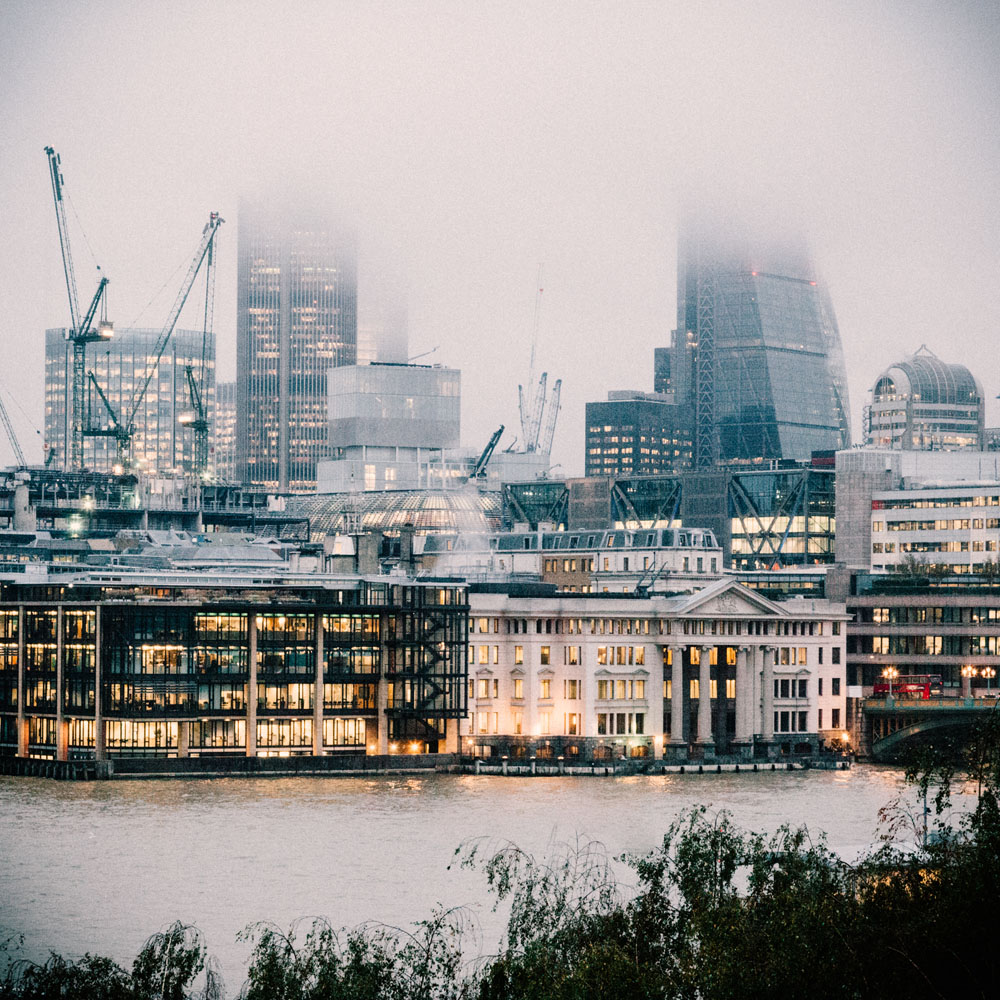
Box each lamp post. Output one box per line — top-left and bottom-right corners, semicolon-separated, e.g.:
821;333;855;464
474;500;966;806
961;665;978;699
981;666;996;694
881;666;899;700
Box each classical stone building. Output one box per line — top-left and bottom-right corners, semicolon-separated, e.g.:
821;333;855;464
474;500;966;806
464;577;848;762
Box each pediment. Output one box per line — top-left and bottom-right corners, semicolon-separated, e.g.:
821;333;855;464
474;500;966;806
674;578;786;618
509;666;525;677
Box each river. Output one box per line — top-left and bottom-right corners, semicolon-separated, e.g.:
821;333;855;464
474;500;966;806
0;765;934;989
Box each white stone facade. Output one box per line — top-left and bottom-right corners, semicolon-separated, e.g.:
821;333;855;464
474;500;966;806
463;578;848;761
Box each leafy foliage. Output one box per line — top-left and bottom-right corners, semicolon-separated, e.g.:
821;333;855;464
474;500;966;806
5;723;1000;999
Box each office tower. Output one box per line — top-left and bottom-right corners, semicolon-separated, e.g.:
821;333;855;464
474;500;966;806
653;347;672;395
44;326;212;475
211;381;237;481
670;212;851;466
236;201;357;490
584;391;692;477
317;362;461;492
866;348;983;450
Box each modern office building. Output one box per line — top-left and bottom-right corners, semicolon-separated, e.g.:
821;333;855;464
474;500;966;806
865;348;984;451
847;577;1000;694
667;212;851;465
584;392;692;477
501;463;838;571
236;200;358;491
463;577;848;761
44;326;212;476
0;569;467;761
834;447;1000;569
212;381;237;482
869;483;1000;574
318;362;461;492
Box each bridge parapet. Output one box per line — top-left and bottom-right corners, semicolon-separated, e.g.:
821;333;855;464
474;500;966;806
864;696;999;715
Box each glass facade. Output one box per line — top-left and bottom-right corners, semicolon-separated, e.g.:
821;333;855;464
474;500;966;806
866;351;984;450
45;327;213;475
236;202;358;491
671;221;851;463
0;580;467;760
584;395;692;477
212;381;237;482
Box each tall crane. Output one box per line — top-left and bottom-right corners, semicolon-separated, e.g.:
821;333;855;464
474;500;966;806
44;147;113;472
472;425;504;479
179;223;218;477
86;212;224;471
0;393;26;468
539;378;562;455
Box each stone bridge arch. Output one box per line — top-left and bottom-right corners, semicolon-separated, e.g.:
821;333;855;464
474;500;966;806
871;716;979;762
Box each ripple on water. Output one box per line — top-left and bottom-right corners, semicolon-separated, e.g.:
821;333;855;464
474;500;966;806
0;765;930;987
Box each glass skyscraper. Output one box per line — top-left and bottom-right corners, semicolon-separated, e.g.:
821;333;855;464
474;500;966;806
236;201;357;491
670;215;851;465
44;326;212;475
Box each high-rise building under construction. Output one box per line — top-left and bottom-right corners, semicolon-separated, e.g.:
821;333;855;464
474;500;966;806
668;213;851;466
44;326;212;475
236;201;357;490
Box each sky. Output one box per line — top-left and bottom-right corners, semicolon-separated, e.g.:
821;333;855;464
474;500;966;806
1;0;999;477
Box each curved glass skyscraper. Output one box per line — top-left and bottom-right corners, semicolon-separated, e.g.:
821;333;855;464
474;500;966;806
670;214;851;465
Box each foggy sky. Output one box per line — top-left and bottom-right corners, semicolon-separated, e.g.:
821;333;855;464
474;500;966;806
2;0;999;477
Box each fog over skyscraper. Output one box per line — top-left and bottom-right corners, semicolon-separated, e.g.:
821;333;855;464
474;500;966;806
668;210;851;466
236;201;357;490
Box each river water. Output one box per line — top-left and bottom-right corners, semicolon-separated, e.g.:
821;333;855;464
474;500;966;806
0;765;934;989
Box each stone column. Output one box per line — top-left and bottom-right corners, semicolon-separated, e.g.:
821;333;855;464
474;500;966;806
246;614;258;757
313;614;324;755
698;644;714;750
56;606;67;761
16;605;27;757
761;646;775;743
670;645;685;745
94;605;105;761
443;717;459;754
735;646;752;741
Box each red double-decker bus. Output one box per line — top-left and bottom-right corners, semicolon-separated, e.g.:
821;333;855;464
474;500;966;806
872;674;943;699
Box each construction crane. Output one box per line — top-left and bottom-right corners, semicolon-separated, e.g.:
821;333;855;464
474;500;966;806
179;223;218;477
85;212;224;471
0;393;26;468
539;378;562;455
472;425;504;478
515;270;563;455
44;147;114;472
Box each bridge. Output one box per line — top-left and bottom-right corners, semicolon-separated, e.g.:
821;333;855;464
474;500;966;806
862;696;1000;761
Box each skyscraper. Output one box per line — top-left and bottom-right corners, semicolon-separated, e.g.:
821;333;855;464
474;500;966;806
211;380;237;481
669;212;851;466
44;326;212;475
236;201;357;490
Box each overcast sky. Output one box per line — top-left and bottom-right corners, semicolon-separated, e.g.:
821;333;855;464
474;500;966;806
2;0;998;477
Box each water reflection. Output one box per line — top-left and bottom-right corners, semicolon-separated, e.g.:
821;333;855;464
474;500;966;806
0;766;934;986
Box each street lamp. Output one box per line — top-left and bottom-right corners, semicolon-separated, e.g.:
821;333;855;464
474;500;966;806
881;666;899;698
981;666;996;693
961;665;978;698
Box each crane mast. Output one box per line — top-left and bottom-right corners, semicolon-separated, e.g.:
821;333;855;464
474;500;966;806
0;392;26;468
539;377;562;455
85;212;223;471
180;228;217;477
44;147;113;472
